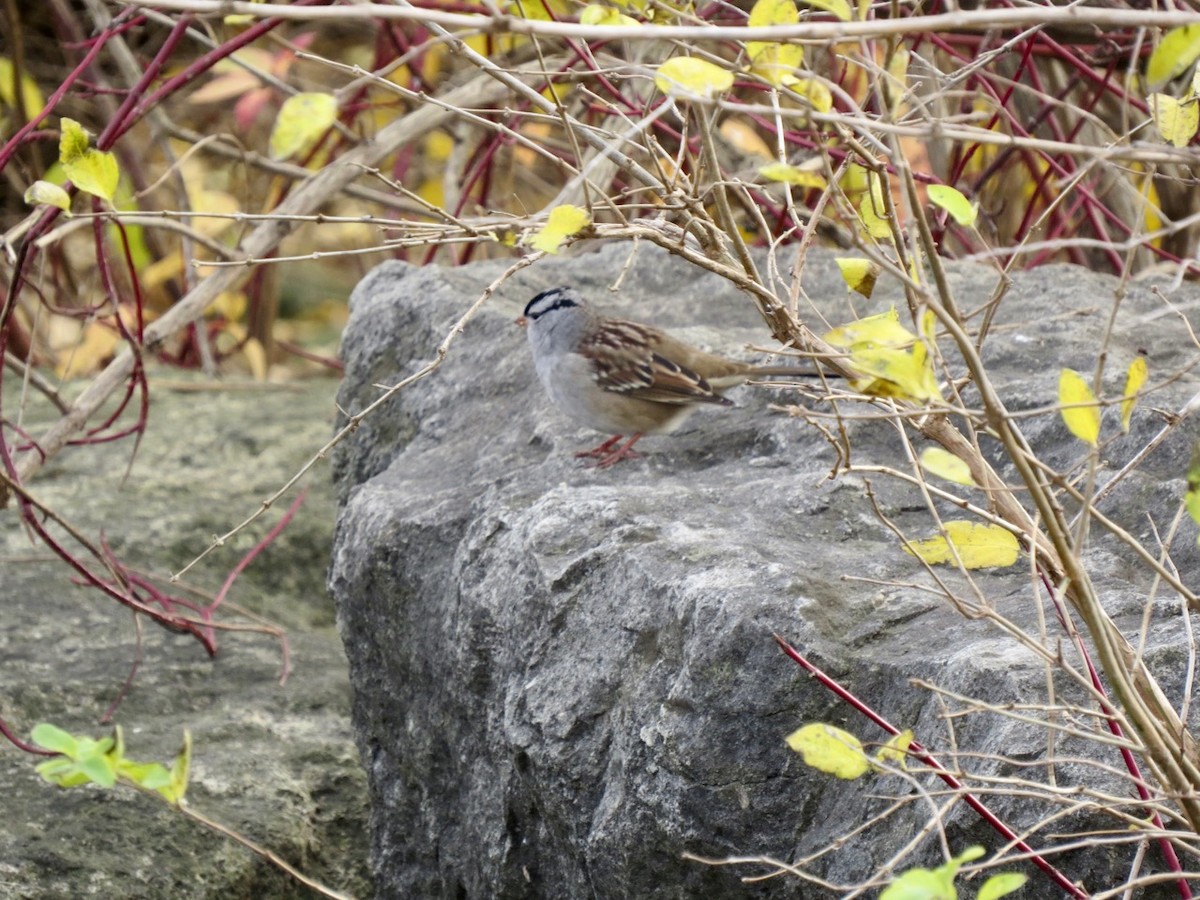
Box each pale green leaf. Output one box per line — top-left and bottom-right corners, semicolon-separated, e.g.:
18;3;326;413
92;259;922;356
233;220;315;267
24;180;72;215
927;184;977;226
977;872;1029;900
880;869;953;900
919;447;976;486
31;723;78;755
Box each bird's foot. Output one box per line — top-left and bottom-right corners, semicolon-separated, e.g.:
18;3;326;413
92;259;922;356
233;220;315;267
576;434;643;468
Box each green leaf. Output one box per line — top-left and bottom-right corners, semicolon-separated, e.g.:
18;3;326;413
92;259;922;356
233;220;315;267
269;92;338;160
976;872;1029;900
31;723;78;756
880;868;954;900
117;760;173;791
78;753;118;788
785;723;871;779
927;184;977;227
655;57;734;100
1058;368;1101;446
1147;24;1200;89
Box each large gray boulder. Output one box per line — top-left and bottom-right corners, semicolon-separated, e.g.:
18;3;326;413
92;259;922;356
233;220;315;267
330;242;1200;898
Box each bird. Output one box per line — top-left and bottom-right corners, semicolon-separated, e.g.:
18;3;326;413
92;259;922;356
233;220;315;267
517;286;821;468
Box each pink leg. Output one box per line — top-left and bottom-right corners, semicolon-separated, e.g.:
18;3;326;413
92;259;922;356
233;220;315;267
575;435;625;460
590;434;644;469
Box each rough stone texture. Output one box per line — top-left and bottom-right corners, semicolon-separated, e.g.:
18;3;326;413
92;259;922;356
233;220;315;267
330;242;1200;899
0;378;370;899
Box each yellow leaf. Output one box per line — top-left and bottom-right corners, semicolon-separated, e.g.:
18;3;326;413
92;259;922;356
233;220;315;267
24;180;71;215
748;0;797;26
59;119;119;203
799;0;851;20
874;729;913;770
655;57;734;100
527;204;591;254
927;184;978;227
919;447;976;486
785;723;870;779
1121;356;1148;433
850;344;943;403
0;57;45;119
824;307;913;349
1058;368;1101;446
745;0;802;87
747;41;803;87
904;521;1020;569
580;4;640;25
834;257;879;298
759;162;826;189
1147;24;1200;89
787;77;833;113
1149;92;1199;148
269;92;338;160
858;171;892;239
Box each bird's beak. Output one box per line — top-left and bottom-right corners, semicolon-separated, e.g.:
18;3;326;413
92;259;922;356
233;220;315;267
515;316;528;327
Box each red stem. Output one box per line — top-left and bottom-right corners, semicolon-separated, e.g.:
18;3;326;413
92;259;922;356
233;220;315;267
772;633;1089;899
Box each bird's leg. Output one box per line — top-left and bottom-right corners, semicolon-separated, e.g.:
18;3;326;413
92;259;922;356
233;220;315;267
575;435;625;459
587;434;644;469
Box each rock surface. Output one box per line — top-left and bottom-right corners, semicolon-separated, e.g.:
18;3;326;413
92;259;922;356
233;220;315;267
0;377;370;899
330;242;1200;899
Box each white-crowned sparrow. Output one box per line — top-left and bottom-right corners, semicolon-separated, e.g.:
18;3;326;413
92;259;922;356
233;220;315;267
518;286;819;467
